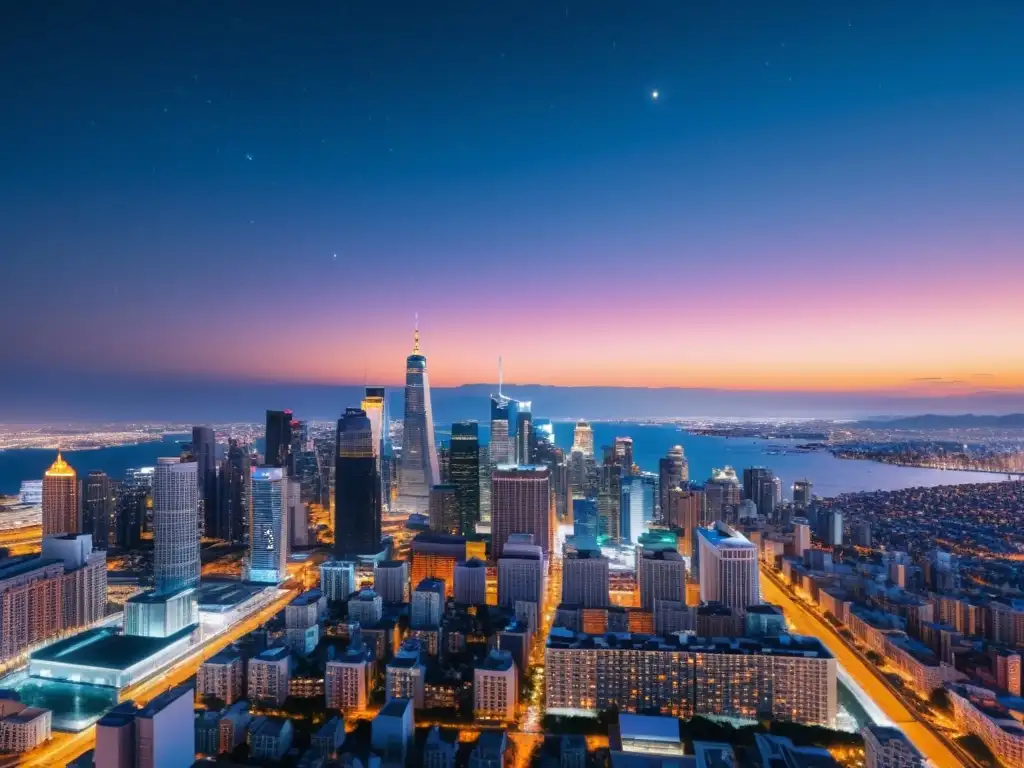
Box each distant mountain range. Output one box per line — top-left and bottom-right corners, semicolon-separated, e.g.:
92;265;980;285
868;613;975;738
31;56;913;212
859;413;1024;429
3;370;1024;423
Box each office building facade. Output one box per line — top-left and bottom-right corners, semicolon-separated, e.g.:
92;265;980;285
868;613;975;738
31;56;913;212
192;426;218;537
335;408;382;559
153;458;200;595
42;452;78;537
491;465;551;558
697;522;760;615
248;466;289;584
82;471;114;549
449;421;480;535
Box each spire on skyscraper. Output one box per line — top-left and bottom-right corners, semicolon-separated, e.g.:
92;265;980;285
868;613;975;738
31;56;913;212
413;313;420;354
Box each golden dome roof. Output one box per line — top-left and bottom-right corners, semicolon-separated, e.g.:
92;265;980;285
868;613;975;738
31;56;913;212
45;451;76;477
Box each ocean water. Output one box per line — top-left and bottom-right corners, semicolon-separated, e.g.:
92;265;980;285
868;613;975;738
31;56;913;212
0;424;1003;498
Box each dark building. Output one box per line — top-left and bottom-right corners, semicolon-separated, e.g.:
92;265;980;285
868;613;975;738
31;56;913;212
428;485;459;535
437;444;451;485
265;409;293;471
742;467;777;519
658;446;687;517
449;421;480;536
82;471;114;548
218;439;250;543
335;408;382;559
115;483;145;549
573;498;599;539
192;426;218;538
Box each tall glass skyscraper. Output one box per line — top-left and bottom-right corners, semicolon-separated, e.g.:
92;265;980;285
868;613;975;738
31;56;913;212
82;470;114;548
397;326;439;515
192;425;218;537
248;466;289;583
449;421;480;536
489;396;512;466
153;458;200;594
265;409;294;472
335;408;382;558
514;401;533;465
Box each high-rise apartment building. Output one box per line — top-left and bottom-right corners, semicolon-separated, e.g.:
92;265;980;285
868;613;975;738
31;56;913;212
546;631;837;726
134;685;195;768
42;452;78;537
192;426;218;537
320;560;357;602
397;325;440;515
373;560;410;604
335;408;382;559
449;422;480;535
792;518;812;557
571;421;595;458
658;446;688;515
474;650;518;722
562;549;609;609
478;444;492;524
153;458;200;595
491;465;551;558
197;650;245;706
41;533;106;629
411;578;445;628
265;410;293;471
82;470;114;548
248;647;292;706
428;485;459;535
326;645;375;711
0;558;64;662
697;522;759;615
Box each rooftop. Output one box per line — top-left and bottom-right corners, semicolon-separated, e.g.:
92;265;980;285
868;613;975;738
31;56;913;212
0;556;62;580
698;522;755;550
290;589;324;607
205;650;241;666
138;685;191;718
378;699;411;719
254;646;291;662
547;630;833;659
5;707;49;724
479;650;515;672
30;626;192;671
619;713;681;743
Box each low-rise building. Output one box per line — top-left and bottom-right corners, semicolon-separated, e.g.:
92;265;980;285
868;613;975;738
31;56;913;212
248;716;294;761
861;725;924;768
0;707;51;753
948;683;1024;768
248;647;291;706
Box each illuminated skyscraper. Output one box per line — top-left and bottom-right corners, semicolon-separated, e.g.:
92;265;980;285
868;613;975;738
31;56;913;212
335;408;382;558
793;479;813;510
397;324;439;515
613;437;634;473
265;410;294;473
218;439;250;543
478;444;492;524
192;426;218;537
658;446;688;516
449;422;480;535
428;485;459;535
742;467;776;519
620;474;655;544
705;467;742;521
153;458;200;594
571;422;594;458
697;522;759;615
489;396;512;466
42;452;78;537
514;401;533;465
362;386;387;488
82;471;114;548
248;466;289;584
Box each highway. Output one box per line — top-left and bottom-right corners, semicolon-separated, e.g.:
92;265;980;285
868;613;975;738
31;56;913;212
18;586;299;767
759;566;966;768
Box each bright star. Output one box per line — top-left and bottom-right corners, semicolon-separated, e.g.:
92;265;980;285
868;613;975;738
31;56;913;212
651;90;659;100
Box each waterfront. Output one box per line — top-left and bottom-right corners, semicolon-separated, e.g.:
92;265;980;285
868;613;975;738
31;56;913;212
0;423;1005;498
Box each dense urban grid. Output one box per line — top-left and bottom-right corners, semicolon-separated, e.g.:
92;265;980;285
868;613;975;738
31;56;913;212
0;330;1020;768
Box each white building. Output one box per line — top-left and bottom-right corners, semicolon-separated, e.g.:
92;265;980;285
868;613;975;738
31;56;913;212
0;707;51;753
373;560;409;604
320;560;357;602
411;579;445;628
326;646;375;711
152;459;200;594
197;650;245;706
697;521;759;615
248;467;290;584
135;685;195;768
498;540;545;616
41;533;107;630
124;587;198;638
474;650;518;722
861;725;925;768
792;518;811;557
248;647;291;706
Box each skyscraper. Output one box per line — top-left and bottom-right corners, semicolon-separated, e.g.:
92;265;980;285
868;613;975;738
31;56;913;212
361;387;387;469
153;458;200;594
665;486;704;557
571;421;594;458
116;483;145;549
449;422;480;536
793;479;813;510
620;475;655;544
742;467;776;519
265;410;293;471
705;467;742;521
397;325;439;515
248;466;289;583
218;439;250;543
613;437;634;473
192;426;218;537
514;401;533;465
335;408;382;558
42;452;78;537
489;396;512;466
428;485;459;535
82;471;114;548
491;466;551;558
697;522;760;615
658;446;688;515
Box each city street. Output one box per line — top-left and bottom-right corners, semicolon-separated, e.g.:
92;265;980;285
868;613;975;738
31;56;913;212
759;566;966;768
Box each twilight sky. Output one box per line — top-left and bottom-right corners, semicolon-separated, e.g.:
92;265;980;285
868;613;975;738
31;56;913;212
2;1;1023;405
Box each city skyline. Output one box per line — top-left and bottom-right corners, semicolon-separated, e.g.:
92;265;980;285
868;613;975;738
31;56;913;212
3;3;1023;404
